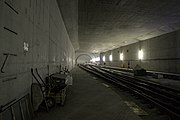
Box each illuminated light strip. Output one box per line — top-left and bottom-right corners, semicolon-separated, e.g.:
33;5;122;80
120;53;123;61
109;54;112;61
103;56;105;62
138;50;143;60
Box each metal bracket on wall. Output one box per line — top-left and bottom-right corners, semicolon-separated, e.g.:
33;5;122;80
1;53;17;73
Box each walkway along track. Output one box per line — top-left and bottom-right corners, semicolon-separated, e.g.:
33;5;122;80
79;64;180;120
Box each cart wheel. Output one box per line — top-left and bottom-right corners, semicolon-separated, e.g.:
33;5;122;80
46;97;55;108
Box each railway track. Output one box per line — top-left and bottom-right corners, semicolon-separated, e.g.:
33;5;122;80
79;64;180;120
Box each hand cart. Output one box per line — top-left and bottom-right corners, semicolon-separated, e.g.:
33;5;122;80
31;68;69;111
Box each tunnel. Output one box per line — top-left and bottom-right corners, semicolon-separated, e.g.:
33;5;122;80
0;0;180;120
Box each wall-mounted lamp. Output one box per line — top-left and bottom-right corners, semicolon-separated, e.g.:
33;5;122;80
138;50;143;60
120;53;123;61
103;56;105;62
109;54;112;61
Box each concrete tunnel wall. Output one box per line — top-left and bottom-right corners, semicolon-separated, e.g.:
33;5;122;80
75;52;100;64
0;0;75;106
100;30;180;74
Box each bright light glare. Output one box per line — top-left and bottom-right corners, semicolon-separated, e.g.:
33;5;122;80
109;54;112;61
90;58;96;62
138;50;143;60
95;57;100;61
120;53;123;61
90;57;100;63
103;56;105;62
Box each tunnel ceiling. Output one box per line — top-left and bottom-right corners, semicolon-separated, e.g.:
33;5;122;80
78;0;180;53
57;0;79;50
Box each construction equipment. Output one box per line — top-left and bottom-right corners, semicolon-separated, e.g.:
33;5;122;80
31;69;55;111
31;68;68;111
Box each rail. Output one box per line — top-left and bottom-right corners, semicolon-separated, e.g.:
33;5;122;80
79;64;180;119
101;65;180;80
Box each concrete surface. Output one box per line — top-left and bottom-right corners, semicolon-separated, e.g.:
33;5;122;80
78;0;180;52
75;52;100;64
34;67;142;120
57;0;79;50
138;76;180;91
100;30;180;73
0;0;75;106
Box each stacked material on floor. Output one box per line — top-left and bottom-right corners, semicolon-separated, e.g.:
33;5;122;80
31;69;73;111
133;65;147;76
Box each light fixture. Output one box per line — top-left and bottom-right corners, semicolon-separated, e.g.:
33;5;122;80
120;53;123;61
90;57;100;63
90;58;96;63
95;57;100;61
103;56;105;62
138;50;143;60
109;54;112;61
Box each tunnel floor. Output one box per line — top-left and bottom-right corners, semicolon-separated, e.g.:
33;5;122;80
33;67;142;120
